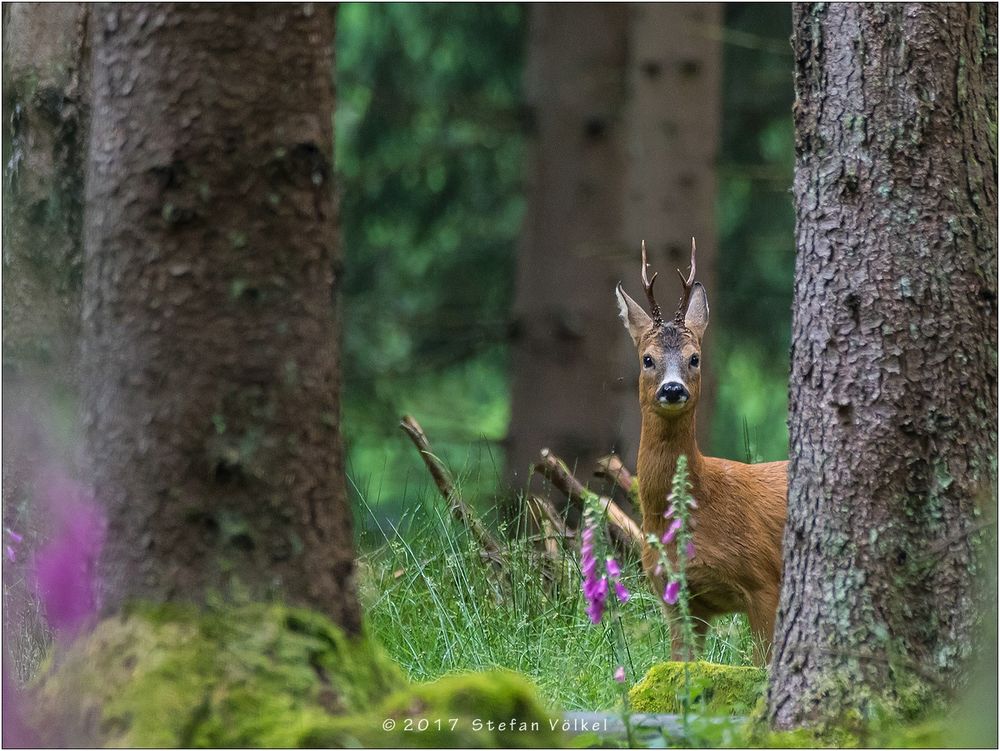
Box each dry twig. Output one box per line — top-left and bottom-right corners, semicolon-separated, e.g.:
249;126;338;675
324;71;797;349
399;415;505;569
533;449;643;555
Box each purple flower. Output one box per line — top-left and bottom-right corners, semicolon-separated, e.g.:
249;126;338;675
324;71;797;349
5;528;23;544
585;577;609;624
5;546;14;563
685;541;696;559
31;478;105;638
663;504;676;519
661;518;682;545
614;580;630;603
663;579;681;605
614;666;626;683
654;563;664;577
605;557;621;578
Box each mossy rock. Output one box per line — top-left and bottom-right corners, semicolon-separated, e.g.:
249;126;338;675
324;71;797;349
628;661;766;715
26;603;562;748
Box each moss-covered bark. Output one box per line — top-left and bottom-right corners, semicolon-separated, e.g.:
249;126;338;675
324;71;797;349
770;3;998;730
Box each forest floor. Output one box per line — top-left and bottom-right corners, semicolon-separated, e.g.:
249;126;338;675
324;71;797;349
355;483;758;712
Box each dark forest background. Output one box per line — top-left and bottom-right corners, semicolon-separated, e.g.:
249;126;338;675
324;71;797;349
337;4;794;516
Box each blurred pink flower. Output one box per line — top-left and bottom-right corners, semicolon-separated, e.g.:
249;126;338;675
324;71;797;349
614;580;630;603
661;518;682;545
613;666;626;683
31;476;105;639
663;579;681;605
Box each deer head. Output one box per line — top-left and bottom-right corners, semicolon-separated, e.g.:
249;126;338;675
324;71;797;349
616;239;709;418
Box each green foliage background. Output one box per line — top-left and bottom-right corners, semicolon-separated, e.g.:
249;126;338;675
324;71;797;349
335;4;794;518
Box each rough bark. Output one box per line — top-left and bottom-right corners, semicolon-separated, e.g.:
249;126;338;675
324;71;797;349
2;2;89;681
769;4;997;729
2;3;89;387
83;3;361;633
507;4;721;493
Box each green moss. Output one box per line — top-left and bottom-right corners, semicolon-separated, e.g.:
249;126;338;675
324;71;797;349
315;671;563;748
27;603;560;748
628;661;766;715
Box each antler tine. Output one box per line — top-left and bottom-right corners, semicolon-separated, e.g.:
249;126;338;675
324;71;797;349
674;237;698;323
640;240;663;325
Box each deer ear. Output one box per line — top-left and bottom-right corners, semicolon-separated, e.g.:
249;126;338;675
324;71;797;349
684;282;709;340
616;283;653;347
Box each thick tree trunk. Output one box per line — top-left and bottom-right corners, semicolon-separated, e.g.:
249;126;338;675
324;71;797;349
769;4;997;729
84;4;361;633
507;4;721;492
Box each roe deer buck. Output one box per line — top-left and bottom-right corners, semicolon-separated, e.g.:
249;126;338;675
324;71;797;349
615;240;787;664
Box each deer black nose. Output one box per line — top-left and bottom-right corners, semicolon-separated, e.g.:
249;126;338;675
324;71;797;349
657;382;689;404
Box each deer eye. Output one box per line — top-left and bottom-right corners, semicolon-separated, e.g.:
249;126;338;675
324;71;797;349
689;354;700;368
642;354;655;369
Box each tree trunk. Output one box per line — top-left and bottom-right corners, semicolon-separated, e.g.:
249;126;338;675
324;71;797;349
83;3;361;633
2;3;89;387
2;2;89;680
507;3;721;493
769;4;997;729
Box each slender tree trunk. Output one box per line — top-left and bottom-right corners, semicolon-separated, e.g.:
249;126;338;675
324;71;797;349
2;3;89;387
84;3;361;633
2;2;89;680
769;4;997;729
508;4;721;493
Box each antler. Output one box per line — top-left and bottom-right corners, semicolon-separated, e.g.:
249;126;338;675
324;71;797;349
640;240;663;326
674;237;697;324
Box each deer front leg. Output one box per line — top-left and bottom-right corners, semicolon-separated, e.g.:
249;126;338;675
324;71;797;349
665;602;711;661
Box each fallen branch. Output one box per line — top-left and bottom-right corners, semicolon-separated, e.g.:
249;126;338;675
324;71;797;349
533;449;643;556
594;454;637;500
399;415;505;569
525;494;570;539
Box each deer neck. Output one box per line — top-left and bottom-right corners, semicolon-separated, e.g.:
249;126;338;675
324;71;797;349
637;409;705;522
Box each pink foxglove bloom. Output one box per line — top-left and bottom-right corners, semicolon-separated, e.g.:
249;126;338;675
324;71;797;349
614;666;626;683
585;576;609;624
614;580;630;603
5;546;14;563
605;557;621;578
661;518;682;545
685;541;696;559
581;520;609;624
663;579;681;605
663;504;676;519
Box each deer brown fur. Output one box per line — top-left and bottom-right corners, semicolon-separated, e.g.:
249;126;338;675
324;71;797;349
616;240;787;664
